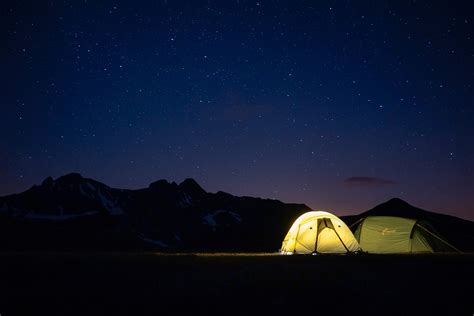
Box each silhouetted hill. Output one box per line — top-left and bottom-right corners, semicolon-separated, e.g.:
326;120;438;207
341;198;474;252
0;173;310;251
1;176;473;252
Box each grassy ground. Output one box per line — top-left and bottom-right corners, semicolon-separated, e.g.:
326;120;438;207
0;253;473;315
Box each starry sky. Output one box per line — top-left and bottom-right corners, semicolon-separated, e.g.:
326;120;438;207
1;1;473;220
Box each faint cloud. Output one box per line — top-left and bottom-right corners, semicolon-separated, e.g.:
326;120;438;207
344;176;397;187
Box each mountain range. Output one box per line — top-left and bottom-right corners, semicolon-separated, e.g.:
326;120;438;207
0;173;473;252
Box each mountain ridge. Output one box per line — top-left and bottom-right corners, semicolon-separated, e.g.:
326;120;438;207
1;174;473;252
0;173;311;251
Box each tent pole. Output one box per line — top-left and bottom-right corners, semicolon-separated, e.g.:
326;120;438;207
349;217;365;229
313;220;318;254
415;224;462;253
332;222;350;253
293;224;301;253
410;221;417;252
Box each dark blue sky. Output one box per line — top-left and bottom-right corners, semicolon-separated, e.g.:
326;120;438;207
2;1;473;220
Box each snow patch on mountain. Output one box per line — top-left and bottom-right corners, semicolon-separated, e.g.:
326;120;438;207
177;192;193;208
78;182;97;198
228;211;242;222
25;211;100;221
97;189;124;215
0;203;8;213
202;210;242;229
85;182;97;192
138;234;169;248
203;212;220;227
79;184;89;198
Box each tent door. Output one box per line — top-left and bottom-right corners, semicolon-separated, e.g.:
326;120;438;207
314;218;350;253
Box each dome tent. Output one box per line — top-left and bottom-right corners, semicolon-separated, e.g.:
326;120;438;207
351;216;461;254
280;211;360;254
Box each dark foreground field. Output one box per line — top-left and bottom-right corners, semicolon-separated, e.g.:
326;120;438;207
0;253;473;316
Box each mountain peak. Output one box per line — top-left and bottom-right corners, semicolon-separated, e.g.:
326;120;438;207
384;197;410;206
179;178;206;196
365;197;427;218
36;173;88;188
57;173;84;182
149;179;175;190
41;176;54;186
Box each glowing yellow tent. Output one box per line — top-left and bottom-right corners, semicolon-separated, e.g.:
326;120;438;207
280;211;360;254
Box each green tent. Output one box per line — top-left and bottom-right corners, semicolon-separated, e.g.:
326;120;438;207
352;216;460;253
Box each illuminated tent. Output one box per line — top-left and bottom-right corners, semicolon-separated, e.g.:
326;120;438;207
280;211;360;254
352;216;460;253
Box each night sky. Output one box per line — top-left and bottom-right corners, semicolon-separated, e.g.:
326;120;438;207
2;1;473;220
